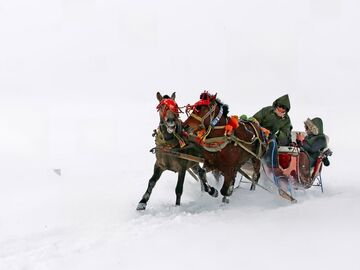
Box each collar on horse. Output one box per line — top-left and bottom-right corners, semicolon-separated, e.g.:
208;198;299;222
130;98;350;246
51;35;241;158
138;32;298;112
155;124;186;149
186;99;224;141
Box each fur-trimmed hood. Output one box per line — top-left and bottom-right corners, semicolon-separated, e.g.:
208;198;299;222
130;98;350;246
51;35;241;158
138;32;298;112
304;117;323;135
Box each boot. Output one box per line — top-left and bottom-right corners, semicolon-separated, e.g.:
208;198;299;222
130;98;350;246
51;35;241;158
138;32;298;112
322;157;330;167
272;167;289;190
272;167;285;177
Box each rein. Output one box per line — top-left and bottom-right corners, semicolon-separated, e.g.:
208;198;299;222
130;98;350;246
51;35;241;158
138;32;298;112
186;101;226;140
230;121;267;159
187;98;267;159
155;122;186;149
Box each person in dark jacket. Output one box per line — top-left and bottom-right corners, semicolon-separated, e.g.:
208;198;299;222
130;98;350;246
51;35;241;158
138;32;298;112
253;94;293;176
296;117;327;167
253;94;293;146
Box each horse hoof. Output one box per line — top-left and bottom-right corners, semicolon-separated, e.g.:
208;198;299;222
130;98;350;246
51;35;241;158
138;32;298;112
222;196;230;204
136;202;147;211
210;187;219;198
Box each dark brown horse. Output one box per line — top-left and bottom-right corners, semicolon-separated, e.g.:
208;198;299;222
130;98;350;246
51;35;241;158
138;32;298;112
137;92;218;210
183;91;267;203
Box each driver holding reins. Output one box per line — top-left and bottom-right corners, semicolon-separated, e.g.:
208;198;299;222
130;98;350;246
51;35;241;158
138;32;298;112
252;94;293;177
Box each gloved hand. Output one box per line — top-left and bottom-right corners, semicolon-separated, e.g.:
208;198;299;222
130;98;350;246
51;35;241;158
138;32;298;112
296;132;305;141
261;127;271;137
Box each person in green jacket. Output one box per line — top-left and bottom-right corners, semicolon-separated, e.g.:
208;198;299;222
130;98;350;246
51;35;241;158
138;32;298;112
253;94;293;176
253;94;293;146
296;117;328;167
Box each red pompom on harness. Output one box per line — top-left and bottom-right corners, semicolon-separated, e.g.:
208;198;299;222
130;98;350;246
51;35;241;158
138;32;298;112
156;99;181;118
185;91;216;114
193;98;211;108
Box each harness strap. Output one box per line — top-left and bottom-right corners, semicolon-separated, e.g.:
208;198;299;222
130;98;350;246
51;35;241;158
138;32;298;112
186;101;266;159
201;104;217;141
247;121;267;157
202;104;216;124
196;134;263;159
230;121;267;159
213;125;226;129
173;132;186;148
151;147;205;163
155;129;178;148
229;135;262;159
210;105;223;127
189;113;204;123
228;121;266;159
155;125;186;149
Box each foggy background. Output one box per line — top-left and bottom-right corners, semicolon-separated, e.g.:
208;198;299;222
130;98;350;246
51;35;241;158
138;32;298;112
1;1;359;269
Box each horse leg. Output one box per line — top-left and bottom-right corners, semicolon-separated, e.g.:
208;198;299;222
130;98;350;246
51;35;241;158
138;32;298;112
175;168;186;206
220;170;237;203
212;170;222;182
137;164;164;210
250;158;261;191
193;165;218;198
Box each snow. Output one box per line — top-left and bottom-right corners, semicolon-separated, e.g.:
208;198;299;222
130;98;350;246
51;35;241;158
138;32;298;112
1;0;360;269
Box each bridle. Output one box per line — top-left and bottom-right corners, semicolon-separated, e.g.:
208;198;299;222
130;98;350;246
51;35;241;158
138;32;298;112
156;98;181;119
156;98;186;147
185;97;225;140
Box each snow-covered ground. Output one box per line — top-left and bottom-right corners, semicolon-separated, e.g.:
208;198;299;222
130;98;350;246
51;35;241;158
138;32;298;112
1;1;360;269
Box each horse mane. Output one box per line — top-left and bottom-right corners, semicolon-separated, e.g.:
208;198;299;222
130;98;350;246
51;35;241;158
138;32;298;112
215;99;229;118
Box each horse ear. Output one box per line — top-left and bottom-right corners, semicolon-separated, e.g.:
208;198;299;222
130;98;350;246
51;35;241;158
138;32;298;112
171;92;176;100
211;93;217;100
156;92;163;101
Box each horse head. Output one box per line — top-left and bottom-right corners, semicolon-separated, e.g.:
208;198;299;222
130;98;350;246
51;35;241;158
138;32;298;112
184;91;228;136
156;92;182;134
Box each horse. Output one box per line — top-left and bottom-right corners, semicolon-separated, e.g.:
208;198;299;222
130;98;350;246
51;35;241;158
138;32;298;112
136;92;218;211
183;91;267;203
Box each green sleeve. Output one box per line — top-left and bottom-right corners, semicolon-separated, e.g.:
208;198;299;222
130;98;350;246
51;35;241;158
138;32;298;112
277;120;292;146
253;108;265;124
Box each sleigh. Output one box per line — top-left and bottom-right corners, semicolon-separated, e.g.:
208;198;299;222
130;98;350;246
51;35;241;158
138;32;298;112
276;132;332;192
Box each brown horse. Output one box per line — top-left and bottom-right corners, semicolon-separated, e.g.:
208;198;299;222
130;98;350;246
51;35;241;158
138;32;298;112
137;92;218;210
183;91;267;203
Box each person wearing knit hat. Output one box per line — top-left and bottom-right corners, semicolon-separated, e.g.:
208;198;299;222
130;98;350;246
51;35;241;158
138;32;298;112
296;117;328;167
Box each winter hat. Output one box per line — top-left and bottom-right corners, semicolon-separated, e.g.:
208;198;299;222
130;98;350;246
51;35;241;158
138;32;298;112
304;117;323;135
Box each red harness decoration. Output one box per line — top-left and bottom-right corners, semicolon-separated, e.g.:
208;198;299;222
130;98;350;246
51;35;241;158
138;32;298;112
193;98;211;108
156;99;181;118
185;91;214;114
